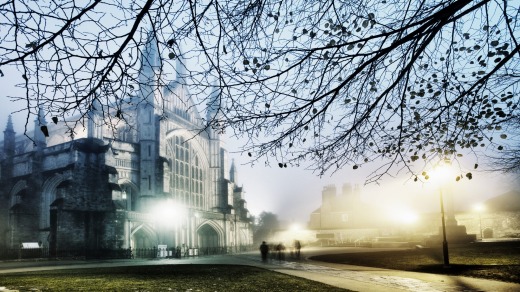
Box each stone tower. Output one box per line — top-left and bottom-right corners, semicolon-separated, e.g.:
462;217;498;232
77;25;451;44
206;85;228;210
137;31;162;211
0;116;16;250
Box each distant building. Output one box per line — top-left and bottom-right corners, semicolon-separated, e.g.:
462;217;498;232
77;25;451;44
309;183;520;245
308;184;382;244
433;190;520;240
0;32;253;255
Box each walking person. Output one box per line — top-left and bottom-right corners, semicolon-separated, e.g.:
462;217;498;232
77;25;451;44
294;240;301;259
259;241;269;262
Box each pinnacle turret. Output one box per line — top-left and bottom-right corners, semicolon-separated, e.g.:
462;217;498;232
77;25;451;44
139;31;161;86
206;83;221;121
88;99;103;139
33;106;47;149
230;158;238;184
3;115;16;156
5;115;14;133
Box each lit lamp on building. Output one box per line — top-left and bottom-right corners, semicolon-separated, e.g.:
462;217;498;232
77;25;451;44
152;199;185;256
474;204;485;240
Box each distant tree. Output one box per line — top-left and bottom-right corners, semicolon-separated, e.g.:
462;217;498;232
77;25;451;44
253;211;280;244
488;116;520;173
0;0;519;182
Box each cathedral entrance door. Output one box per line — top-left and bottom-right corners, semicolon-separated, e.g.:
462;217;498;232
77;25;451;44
197;224;220;255
131;225;156;258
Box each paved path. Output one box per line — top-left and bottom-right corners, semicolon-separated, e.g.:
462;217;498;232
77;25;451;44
236;251;520;292
1;249;520;291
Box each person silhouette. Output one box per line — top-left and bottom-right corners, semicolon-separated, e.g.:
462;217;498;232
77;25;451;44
294;240;301;259
259;241;269;262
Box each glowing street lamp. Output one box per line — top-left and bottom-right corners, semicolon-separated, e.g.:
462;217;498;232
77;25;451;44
394;208;419;225
474;204;485;240
289;222;302;232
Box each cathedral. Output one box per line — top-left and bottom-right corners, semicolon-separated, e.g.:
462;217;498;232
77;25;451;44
0;33;253;256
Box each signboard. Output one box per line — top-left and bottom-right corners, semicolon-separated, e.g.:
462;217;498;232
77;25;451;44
158;245;167;257
21;242;40;249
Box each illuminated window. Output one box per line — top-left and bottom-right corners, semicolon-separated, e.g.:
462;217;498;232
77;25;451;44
170;136;206;209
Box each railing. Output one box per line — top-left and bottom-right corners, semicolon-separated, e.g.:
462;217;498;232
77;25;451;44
0;245;254;261
0;247;134;260
354;237;372;247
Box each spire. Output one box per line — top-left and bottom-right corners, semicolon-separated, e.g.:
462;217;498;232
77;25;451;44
138;30;162;106
33;106;47;149
206;82;221;121
3;115;16;156
139;30;161;85
5;114;14;132
176;44;186;84
230;158;238;184
88;99;102;139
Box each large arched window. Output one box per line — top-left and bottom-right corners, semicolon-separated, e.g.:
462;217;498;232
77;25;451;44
168;136;206;209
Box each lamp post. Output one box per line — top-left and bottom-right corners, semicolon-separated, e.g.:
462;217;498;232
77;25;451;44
439;189;450;267
431;161;452;268
474;204;485;240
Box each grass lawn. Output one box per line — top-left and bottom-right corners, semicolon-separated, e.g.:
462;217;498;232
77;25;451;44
0;264;351;292
311;241;520;283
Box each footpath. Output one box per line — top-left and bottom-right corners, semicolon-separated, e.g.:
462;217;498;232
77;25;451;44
239;253;520;292
1;251;520;291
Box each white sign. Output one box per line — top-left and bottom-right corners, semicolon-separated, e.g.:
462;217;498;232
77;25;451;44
21;242;40;248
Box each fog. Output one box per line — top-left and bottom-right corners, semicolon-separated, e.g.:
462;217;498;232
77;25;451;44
1;67;518;226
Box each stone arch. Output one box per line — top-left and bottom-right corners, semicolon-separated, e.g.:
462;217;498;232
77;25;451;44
196;220;224;249
9;180;27;207
130;223;157;249
40;172;73;229
118;179;139;211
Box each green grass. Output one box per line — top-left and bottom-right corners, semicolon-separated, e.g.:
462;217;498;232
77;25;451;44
0;264;351;292
312;242;520;283
2;242;518;290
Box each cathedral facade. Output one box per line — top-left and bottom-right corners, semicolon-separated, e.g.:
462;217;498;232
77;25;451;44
0;34;253;256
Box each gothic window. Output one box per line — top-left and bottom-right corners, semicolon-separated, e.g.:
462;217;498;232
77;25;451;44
169;136;206;209
13;189;26;206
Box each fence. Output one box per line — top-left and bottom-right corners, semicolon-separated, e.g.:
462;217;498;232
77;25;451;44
132;246;230;259
0;247;133;260
0;245;254;261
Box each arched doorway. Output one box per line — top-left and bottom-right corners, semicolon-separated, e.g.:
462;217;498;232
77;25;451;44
131;224;157;258
198;224;220;254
